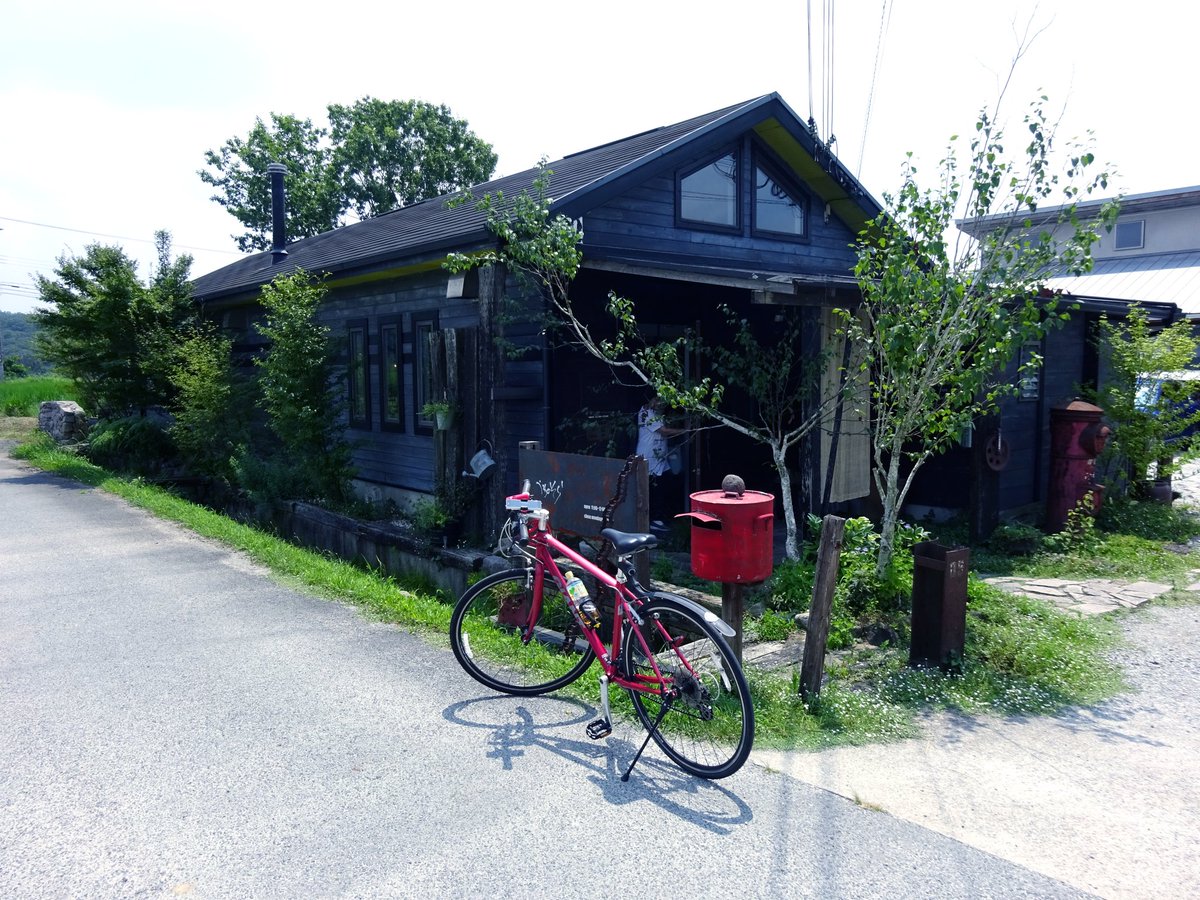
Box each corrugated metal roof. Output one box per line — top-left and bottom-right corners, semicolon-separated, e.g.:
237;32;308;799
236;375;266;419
1044;250;1200;313
190;97;770;301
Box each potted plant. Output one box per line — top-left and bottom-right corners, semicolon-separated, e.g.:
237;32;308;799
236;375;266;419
422;398;455;430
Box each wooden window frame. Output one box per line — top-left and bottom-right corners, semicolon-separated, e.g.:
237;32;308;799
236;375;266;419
750;150;810;242
378;316;404;433
1017;341;1042;402
675;147;743;234
412;312;439;435
347;318;371;430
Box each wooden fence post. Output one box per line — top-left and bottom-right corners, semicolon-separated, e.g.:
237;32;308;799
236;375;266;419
798;514;846;701
723;583;745;664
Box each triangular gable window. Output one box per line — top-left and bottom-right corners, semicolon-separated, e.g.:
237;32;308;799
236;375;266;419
678;151;740;229
754;163;807;238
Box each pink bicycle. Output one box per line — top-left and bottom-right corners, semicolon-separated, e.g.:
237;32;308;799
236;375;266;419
449;484;754;780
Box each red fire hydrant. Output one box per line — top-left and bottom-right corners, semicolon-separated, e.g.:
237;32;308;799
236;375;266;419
1046;399;1110;532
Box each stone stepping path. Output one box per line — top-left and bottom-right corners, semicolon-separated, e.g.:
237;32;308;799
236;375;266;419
980;574;1194;616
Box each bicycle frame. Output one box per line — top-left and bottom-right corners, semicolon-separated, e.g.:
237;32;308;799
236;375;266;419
518;525;695;701
458;492;753;780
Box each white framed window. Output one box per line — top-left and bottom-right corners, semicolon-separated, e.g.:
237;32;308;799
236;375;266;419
1114;219;1145;251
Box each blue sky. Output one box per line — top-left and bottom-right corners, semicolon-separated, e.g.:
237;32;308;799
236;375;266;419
2;0;1195;313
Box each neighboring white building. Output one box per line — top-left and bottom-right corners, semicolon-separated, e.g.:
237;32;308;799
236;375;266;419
1039;185;1200;316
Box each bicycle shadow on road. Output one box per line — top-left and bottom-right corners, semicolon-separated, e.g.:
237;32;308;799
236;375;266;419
444;696;753;834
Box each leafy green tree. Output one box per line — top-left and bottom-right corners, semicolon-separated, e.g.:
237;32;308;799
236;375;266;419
200;113;341;252
168;323;251;481
201;99;497;252
0;312;50;376
847;94;1116;576
2;357;28;378
33;232;193;416
1091;306;1200;491
447;166;838;559
328;98;498;220
250;269;353;505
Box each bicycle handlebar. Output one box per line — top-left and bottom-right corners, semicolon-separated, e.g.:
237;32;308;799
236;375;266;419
505;479;542;511
504;481;544;544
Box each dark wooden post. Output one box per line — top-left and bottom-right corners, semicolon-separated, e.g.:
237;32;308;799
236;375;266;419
722;583;745;663
798;514;846;701
443;328;462;493
634;455;650;585
478;265;503;540
969;413;1001;543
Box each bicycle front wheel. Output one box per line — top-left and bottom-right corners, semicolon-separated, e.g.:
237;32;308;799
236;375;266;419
450;568;595;696
622;596;754;779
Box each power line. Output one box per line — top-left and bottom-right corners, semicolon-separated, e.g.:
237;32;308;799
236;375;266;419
806;1;815;123
858;0;895;178
0;282;41;296
0;253;59;268
824;0;835;144
0;215;239;256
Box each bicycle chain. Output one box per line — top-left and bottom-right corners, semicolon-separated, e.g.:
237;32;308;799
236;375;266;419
596;454;640;571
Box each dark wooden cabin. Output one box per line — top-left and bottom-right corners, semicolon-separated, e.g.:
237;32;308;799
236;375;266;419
190;93;883;529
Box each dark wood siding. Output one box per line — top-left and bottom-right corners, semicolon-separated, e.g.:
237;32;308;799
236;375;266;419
581;163;860;277
900;314;1091;516
319;270;478;492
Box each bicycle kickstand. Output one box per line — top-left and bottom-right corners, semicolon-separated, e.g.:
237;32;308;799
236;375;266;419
621;693;674;782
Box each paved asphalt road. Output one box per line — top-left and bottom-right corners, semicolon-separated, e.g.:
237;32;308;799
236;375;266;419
0;452;1093;899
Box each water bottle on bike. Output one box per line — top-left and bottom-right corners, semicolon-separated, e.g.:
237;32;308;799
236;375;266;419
563;570;600;629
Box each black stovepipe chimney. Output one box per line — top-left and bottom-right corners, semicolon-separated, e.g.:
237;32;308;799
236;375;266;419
267;162;287;263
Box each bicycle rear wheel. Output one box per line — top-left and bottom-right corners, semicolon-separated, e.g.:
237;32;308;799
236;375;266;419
621;596;754;779
450;568;595;696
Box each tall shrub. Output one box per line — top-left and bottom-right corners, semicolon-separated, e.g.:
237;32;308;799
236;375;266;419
33;232;193;416
169;323;250;480
250;270;353;505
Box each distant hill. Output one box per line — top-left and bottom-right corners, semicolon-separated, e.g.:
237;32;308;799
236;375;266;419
0;311;51;376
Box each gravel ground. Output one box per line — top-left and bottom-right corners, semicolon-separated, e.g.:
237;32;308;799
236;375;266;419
755;599;1200;899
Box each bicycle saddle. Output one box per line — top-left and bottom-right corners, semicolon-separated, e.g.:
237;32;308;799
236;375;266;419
600;528;659;557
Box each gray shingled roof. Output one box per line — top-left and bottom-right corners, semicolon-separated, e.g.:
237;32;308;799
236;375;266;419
192;93;880;302
191;96;768;300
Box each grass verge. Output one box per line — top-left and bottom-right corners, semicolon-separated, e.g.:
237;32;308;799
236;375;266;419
0;375;77;416
11;434;451;632
8;432;1132;753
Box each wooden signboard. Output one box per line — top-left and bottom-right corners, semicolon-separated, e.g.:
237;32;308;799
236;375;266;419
518;448;648;539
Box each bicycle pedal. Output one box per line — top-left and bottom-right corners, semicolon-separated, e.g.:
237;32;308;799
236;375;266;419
586;718;613;740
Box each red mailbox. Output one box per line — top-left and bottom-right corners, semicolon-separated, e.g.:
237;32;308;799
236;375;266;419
679;488;775;583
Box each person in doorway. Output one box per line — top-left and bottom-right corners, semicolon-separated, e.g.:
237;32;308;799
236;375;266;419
636;394;686;530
